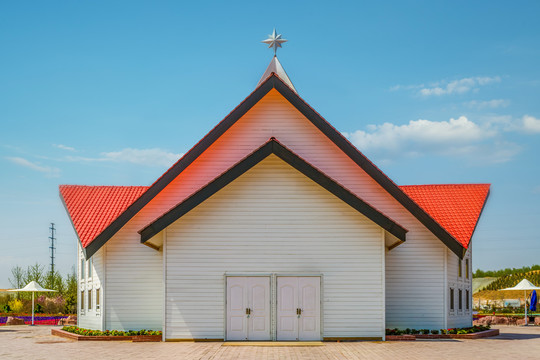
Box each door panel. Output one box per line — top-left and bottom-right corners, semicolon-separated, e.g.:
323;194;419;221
247;277;271;340
298;277;321;340
277;277;299;340
226;277;248;340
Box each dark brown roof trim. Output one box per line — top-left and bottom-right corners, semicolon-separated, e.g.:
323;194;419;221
80;77;277;259
85;73;466;259
139;139;408;244
267;78;468;258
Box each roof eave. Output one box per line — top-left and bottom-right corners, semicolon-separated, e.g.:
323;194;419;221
139;139;408;244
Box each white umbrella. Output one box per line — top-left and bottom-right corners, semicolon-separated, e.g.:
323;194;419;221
8;281;56;325
501;279;540;325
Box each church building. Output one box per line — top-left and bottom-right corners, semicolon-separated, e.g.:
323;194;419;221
60;32;490;341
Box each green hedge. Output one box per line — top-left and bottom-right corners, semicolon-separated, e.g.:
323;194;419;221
62;326;162;336
385;325;490;336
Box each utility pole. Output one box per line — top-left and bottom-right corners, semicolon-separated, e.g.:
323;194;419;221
49;223;56;275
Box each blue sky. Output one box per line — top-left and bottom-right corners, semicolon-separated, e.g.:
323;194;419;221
1;1;539;287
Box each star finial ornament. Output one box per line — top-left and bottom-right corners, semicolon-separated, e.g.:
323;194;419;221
262;29;287;55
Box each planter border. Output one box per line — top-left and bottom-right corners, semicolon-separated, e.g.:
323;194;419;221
51;328;161;342
386;328;499;341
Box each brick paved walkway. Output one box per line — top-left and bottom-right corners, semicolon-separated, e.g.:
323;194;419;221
1;326;539;359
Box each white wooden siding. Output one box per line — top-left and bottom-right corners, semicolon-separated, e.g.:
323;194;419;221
104;239;163;331
165;156;385;339
447;248;473;328
78;244;103;330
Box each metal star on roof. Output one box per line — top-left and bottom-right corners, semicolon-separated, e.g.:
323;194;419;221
262;29;287;55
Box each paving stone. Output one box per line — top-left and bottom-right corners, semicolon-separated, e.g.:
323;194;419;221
1;325;540;360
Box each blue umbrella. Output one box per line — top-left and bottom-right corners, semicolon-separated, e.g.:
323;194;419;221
530;290;537;312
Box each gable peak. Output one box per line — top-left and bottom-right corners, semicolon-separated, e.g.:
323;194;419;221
257;56;297;93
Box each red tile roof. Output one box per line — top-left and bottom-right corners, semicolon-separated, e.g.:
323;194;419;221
61;182;489;251
399;184;490;249
59;185;149;248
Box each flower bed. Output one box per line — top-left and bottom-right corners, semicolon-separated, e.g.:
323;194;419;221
0;314;69;325
52;326;162;342
386;325;499;341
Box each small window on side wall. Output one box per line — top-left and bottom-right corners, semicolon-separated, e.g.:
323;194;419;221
458;259;462;278
465;259;469;279
466;290;470;310
458;289;463;310
81;291;84;311
96;288;100;310
88;289;92;311
450;288;454;311
81;258;85;280
88;258;93;279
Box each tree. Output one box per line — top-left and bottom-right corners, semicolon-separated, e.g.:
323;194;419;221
8;265;26;299
9;265;25;289
44;270;65;297
64;266;78;314
24;263;45;285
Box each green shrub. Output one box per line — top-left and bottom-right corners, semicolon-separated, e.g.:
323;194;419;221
430;329;439;335
8;299;23;313
2;304;11;313
62;326;163;337
34;303;42;313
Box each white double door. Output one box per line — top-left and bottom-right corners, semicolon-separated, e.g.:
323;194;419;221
226;276;320;341
277;276;320;341
226;277;271;340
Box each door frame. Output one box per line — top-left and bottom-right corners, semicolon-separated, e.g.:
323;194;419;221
224;273;323;341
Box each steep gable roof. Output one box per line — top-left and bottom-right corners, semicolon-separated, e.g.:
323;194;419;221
399;184;490;248
138;138;408;244
59;185;149;248
61;73;486;259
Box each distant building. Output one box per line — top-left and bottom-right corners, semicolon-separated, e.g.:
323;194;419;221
60;55;489;341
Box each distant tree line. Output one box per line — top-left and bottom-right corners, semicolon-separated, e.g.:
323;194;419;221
473;265;540;278
482;271;540;291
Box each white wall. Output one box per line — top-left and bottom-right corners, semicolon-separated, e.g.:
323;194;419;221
78;244;103;330
104;235;163;331
385;233;446;330
447;248;473;328
165;156;386;340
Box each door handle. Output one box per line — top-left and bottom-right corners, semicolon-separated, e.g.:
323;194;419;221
297;308;302;316
246;308;251;315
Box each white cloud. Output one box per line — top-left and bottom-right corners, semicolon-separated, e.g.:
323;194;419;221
53;144;76;151
66;148;183;167
343;116;519;164
392;76;501;97
101;148;182;167
522;115;540;133
6;157;60;177
389;84;424;92
466;99;510;109
419;76;500;96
